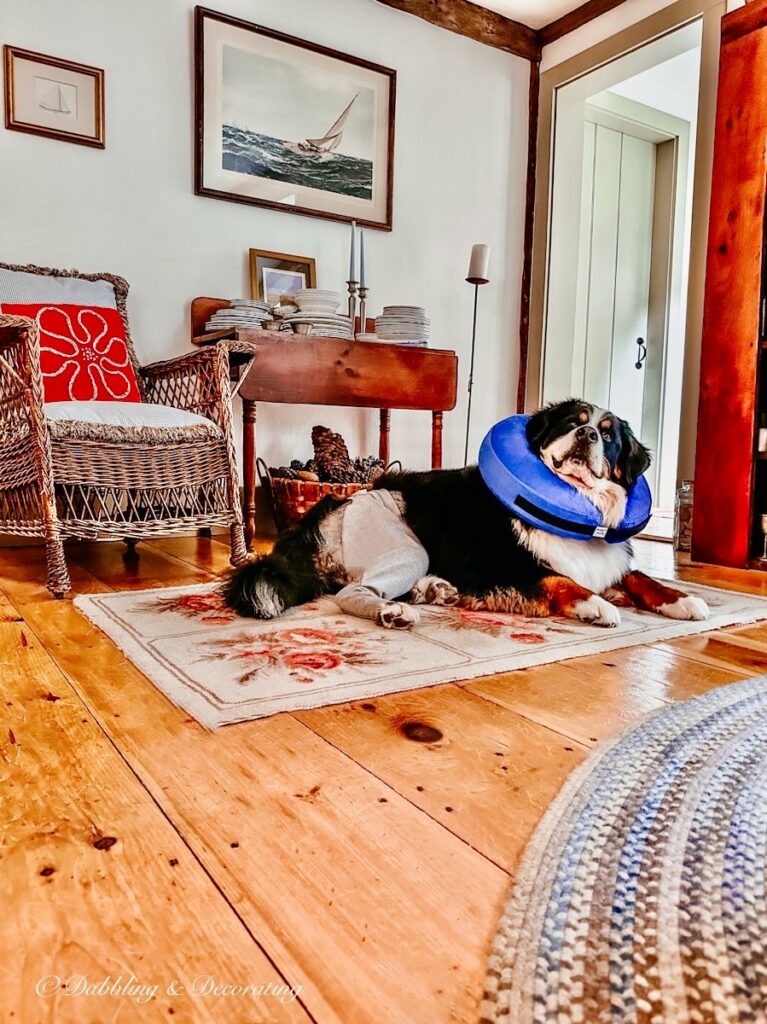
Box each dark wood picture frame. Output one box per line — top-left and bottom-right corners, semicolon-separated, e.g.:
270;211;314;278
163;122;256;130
248;248;317;302
194;6;396;230
3;45;104;148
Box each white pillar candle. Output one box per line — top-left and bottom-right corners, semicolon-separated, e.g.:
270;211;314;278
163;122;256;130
467;243;490;283
359;228;366;287
349;220;357;281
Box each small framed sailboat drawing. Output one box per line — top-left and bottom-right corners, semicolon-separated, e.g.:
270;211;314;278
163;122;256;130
195;7;396;230
4;46;104;148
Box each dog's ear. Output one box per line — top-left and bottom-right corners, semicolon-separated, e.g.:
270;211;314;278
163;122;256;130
616;420;651;489
526;406;557;454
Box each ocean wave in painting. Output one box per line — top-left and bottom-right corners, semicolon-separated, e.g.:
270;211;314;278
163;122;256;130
221;124;373;199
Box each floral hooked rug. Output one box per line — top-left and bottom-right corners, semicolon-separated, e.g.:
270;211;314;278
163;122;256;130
73;580;767;729
480;674;767;1024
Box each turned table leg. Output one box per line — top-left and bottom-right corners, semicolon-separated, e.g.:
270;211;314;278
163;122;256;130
379;408;391;466
242;398;257;550
431;411;443;469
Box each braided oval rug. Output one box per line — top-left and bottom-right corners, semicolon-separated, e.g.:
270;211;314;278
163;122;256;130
481;675;767;1024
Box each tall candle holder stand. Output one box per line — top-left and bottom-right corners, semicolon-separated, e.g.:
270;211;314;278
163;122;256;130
346;280;359;328
464;260;490;465
357;285;369;336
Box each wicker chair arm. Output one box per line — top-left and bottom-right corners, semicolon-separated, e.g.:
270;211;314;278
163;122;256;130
0;315;47;442
140;342;254;430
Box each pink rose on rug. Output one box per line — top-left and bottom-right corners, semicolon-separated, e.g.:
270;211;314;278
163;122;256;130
284;650;343;675
508;632;547;644
145;589;238;625
282;628;338;645
458;611;509;628
435;607;549;643
199;626;392;685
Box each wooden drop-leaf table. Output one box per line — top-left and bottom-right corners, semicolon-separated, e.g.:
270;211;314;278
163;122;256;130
191;297;458;546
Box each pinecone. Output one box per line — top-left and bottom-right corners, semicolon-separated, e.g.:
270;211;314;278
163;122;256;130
353;455;385;483
270;466;300;480
311;425;357;483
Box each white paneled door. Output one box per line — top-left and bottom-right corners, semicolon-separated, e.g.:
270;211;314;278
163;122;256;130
575;121;656;438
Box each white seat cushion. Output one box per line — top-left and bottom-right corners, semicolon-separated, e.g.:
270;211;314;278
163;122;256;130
45;401;223;445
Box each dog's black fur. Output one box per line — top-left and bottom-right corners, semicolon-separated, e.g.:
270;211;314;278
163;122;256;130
223;400;652;620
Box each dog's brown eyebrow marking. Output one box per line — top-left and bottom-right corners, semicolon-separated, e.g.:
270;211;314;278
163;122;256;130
599;418;613;430
578;410;589;423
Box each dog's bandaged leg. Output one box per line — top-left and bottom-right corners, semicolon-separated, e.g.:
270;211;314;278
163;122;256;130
327;490;429;628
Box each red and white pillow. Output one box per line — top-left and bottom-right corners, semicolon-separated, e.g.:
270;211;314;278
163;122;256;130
2;302;141;403
0;266;141;404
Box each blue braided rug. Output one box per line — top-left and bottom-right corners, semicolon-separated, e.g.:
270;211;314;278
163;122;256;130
481;675;767;1023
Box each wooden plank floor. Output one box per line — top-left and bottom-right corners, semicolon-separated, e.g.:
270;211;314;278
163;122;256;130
1;536;766;1024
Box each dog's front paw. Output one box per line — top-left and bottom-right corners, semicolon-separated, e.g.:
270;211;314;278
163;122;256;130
572;594;621;628
377;602;420;630
410;575;460;606
658;595;710;621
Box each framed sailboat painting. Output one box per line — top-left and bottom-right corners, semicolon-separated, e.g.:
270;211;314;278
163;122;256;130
4;46;105;148
195;7;396;230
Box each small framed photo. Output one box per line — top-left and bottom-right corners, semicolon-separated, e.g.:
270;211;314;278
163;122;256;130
249;248;317;304
4;45;105;148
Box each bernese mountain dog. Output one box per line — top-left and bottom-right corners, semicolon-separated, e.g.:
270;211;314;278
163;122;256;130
223;399;709;629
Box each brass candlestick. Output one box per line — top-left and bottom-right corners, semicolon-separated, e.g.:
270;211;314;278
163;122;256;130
357;286;369;337
346;280;358;328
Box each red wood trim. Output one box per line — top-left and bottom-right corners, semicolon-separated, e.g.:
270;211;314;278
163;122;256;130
374;0;541;61
538;0;630;47
691;17;767;567
721;0;767;45
516;59;540;413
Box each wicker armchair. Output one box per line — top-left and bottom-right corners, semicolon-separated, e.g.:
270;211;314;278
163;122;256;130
0;277;253;597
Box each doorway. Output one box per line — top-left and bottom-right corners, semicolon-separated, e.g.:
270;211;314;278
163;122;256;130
535;16;707;536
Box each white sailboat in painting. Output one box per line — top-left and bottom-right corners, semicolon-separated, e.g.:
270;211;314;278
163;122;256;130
284;93;360;160
38;84;72;115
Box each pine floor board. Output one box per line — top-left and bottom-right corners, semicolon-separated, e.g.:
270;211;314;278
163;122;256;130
0;592;309;1024
463;644;748;744
295;684;587;873
1;537;766;1024
3;580;507;1024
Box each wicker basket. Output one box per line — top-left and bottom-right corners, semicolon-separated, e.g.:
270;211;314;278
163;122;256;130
258;459;369;532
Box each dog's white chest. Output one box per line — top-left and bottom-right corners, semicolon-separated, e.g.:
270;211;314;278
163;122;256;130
516;525;632;594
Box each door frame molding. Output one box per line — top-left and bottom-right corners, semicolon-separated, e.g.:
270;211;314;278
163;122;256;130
525;0;726;485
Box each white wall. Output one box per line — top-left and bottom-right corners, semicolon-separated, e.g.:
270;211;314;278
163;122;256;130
0;0;529;472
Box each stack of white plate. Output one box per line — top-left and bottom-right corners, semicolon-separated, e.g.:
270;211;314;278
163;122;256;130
204;298;272;332
281;310;354;340
375;306;430;344
294;289;343;314
356;333;428;348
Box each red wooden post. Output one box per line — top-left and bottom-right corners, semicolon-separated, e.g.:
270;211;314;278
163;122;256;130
431;411;443;469
242;398;257;549
379;408;391;465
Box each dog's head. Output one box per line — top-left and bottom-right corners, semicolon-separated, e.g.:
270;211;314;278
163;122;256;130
526;400;651;492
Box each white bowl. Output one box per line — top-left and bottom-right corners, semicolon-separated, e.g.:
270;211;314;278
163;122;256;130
294;289;342;313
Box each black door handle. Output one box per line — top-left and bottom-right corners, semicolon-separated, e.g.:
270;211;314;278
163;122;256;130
635;337;647;370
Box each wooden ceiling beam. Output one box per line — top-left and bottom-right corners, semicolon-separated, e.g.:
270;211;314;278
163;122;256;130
374;0;542;61
538;0;631;47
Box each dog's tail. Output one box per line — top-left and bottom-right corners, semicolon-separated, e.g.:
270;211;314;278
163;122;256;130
221;494;344;618
221;551;323;619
